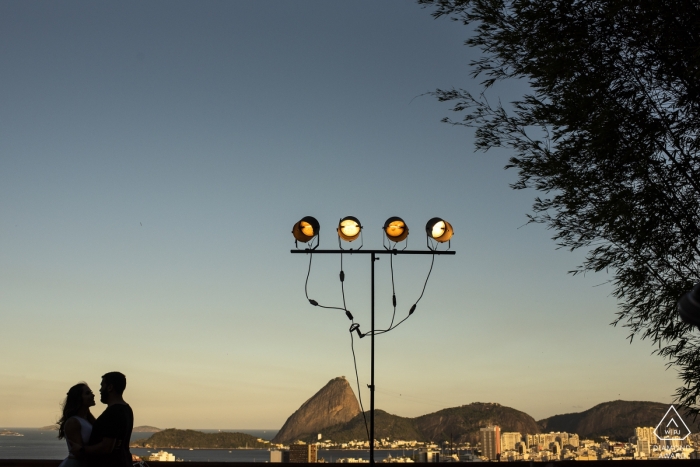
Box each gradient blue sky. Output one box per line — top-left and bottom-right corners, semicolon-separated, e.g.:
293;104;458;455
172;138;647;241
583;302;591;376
1;0;679;429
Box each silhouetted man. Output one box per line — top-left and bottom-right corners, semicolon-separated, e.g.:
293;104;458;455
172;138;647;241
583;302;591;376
81;372;134;467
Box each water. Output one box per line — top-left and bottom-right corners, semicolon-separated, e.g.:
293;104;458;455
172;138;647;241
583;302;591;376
0;428;415;462
0;427;413;462
0;429;415;462
0;428;88;460
0;428;283;461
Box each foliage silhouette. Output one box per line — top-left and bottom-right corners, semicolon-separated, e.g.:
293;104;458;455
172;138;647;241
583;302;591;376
418;0;700;412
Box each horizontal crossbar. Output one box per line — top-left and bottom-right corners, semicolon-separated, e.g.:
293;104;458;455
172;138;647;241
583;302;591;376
290;249;455;255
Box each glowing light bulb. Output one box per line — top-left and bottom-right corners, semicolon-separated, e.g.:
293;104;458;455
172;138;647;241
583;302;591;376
292;216;320;244
388;221;405;235
431;221;446;239
337;216;362;242
301;222;314;237
425;218;453;243
340;220;360;237
383;217;409;242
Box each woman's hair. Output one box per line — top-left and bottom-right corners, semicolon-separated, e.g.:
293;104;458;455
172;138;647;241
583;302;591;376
57;382;95;440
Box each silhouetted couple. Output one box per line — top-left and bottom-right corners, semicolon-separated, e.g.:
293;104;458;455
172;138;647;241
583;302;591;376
57;372;134;467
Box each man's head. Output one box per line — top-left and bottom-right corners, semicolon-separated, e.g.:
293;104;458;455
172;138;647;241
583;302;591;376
100;371;127;404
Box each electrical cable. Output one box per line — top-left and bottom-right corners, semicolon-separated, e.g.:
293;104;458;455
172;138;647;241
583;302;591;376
341;253;348;310
304;249;363;439
350;327;371;444
364;252;436;336
343;253;368;444
305;251;354;316
305;251;366;443
413;252;436;306
302;246;436;445
304;252;313;300
338;252;354;320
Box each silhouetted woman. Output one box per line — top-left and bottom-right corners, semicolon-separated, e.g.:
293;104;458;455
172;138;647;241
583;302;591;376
57;383;96;467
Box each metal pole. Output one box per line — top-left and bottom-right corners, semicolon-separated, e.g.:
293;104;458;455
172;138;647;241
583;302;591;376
370;252;375;465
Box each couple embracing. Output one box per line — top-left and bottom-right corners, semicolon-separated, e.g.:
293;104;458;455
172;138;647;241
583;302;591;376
57;371;134;467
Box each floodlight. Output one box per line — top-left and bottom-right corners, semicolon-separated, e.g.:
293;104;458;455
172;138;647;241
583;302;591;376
337;216;362;242
292;216;320;243
425;218;454;243
383;217;409;242
678;283;700;329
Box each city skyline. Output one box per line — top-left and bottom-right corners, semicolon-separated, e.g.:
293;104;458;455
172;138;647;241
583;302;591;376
0;0;681;429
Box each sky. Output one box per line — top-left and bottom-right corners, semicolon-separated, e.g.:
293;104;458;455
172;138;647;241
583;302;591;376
0;0;681;430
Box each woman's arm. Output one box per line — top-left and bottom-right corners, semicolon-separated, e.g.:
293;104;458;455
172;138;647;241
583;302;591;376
64;418;84;455
66;419;115;457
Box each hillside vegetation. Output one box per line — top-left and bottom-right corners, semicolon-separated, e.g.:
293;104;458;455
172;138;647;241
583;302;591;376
296;403;539;444
130;429;269;449
538;401;700;441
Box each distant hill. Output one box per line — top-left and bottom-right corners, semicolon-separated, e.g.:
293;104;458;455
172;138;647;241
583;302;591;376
130;429;268;449
292;402;539;444
537;400;700;441
277;377;697;445
38;424;158;432
272;377;361;444
414;402;540;444
298;409;422;444
133;425;161;433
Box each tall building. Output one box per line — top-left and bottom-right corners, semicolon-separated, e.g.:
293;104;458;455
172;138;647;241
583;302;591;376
550;441;561;457
662;437;682;448
417;449;441;463
568;434;579;448
526;434;535;447
637;438;651;456
554;432;569;446
635;427;656;443
501;432;522;451
270;450;291;463
289;443;317;463
527;434;539;448
480;426;501;461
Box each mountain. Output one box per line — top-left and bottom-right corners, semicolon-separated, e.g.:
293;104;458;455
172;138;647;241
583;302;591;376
272;377;361;444
131;429;268;449
297;410;422;444
38;424;159;432
292;402;539;444
274;378;693;444
537;400;700;441
414;402;540;444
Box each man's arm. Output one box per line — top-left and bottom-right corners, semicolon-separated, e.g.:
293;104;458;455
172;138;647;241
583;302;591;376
82;405;124;456
82;437;116;455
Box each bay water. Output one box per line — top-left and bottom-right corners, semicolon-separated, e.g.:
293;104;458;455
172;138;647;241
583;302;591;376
0;428;414;462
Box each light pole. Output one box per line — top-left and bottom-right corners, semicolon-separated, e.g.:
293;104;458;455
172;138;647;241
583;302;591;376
290;216;456;464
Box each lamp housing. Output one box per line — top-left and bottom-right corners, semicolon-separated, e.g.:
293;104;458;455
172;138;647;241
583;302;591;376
383;217;409;243
425;218;454;243
292;216;320;243
337;216;362;242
